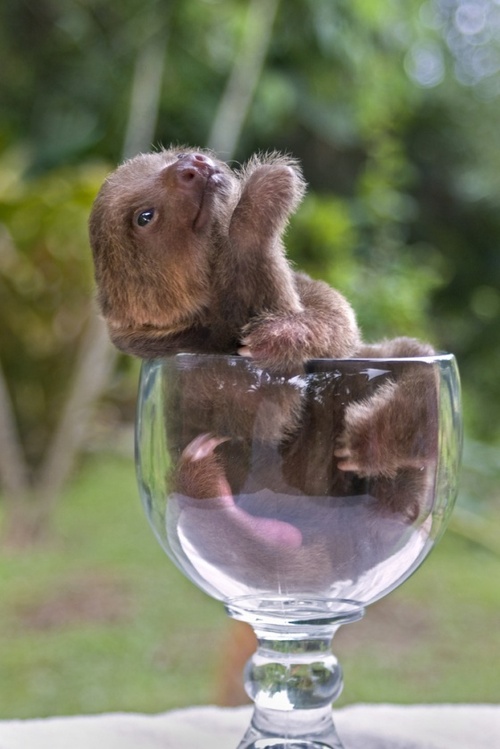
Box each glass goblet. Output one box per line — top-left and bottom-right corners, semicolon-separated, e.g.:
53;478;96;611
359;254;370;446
135;353;462;749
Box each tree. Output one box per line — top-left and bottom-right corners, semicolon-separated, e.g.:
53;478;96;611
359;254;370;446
0;157;116;544
0;1;171;543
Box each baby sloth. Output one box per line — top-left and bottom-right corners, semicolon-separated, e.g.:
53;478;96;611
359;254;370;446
89;147;437;555
89;147;360;368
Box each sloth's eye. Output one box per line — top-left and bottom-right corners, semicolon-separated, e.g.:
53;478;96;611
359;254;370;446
176;152;187;160
136;209;155;227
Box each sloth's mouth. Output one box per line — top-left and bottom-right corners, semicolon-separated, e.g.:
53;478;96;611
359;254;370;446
193;171;224;230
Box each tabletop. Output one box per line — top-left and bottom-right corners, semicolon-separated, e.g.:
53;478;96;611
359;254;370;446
0;704;498;748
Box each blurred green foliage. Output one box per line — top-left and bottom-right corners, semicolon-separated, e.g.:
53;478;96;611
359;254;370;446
0;152;109;469
0;0;499;464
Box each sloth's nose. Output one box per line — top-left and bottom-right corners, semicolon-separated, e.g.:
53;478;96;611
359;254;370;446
175;153;219;186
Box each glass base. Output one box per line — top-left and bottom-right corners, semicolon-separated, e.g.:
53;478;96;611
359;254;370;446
243;743;336;749
237;705;345;749
242;743;338;749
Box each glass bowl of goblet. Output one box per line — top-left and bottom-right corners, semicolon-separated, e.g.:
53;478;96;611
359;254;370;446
135;353;462;749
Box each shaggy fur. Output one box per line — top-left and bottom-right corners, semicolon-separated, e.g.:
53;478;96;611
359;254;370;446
89;146;438;526
90;148;360;368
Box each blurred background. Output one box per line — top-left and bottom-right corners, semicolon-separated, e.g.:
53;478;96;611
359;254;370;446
0;0;498;718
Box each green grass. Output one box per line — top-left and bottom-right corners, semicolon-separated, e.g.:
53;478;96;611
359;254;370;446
0;453;499;719
0;455;229;718
336;531;500;705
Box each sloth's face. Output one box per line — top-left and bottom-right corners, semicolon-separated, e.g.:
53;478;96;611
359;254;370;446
127;149;237;237
88;148;239;331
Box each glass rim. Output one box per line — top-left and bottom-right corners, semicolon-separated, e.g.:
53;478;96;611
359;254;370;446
142;351;457;366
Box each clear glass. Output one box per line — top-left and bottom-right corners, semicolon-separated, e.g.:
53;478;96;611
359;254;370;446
135;354;462;749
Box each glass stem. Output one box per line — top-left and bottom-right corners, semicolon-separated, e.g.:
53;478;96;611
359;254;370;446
236;624;348;749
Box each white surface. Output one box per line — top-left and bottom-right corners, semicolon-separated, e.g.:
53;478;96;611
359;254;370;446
0;704;498;748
